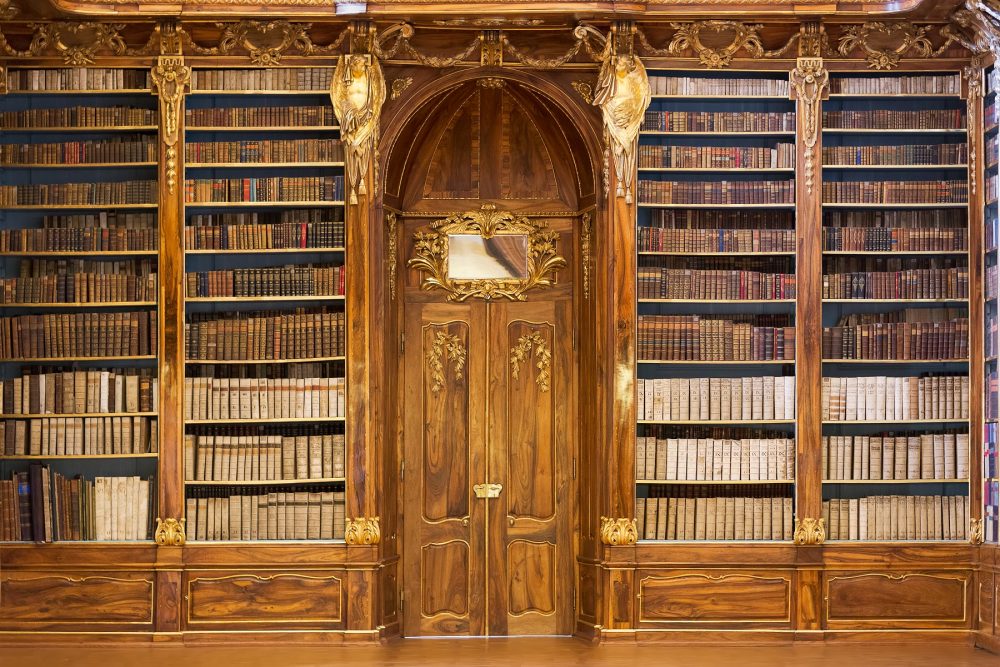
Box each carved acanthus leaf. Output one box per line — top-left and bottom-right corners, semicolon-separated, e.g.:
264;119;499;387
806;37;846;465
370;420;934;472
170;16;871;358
836;21;934;70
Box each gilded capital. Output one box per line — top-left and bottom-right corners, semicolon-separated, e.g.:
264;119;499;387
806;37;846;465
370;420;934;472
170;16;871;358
971;518;985;545
154;517;187;546
345;516;382;545
600;516;638;546
793;516;825;546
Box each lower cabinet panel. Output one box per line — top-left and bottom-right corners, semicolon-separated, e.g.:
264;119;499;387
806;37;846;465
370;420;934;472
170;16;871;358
979;572;995;633
184;570;346;630
824;571;971;629
637;569;794;628
0;570;154;630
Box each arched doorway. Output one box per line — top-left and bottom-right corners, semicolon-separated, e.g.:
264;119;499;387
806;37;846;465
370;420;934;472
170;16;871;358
380;73;600;637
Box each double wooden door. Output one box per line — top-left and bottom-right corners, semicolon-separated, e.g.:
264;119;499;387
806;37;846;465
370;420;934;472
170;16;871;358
402;297;574;636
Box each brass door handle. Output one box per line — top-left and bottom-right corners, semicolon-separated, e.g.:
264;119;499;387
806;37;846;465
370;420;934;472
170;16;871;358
462;517;469;527
473;483;503;499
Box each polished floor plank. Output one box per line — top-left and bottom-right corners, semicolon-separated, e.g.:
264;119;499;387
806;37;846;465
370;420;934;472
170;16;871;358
0;640;997;667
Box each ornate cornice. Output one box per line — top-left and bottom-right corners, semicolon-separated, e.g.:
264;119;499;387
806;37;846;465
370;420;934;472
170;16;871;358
0;21;159;64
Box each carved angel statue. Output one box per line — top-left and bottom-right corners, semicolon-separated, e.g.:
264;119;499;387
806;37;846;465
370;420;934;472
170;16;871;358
592;53;651;204
330;53;386;204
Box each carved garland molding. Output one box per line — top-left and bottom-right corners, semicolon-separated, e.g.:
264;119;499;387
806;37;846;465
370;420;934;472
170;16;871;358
966;66;983;197
510;332;552;392
600;516;638;546
180;20;349;65
151;56;191;195
385;211;398;300
581;212;592;300
790;57;829;197
427;330;466;394
0;21;160;64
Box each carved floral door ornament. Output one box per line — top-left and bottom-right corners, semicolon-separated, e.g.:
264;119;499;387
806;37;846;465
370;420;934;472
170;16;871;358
407;204;566;302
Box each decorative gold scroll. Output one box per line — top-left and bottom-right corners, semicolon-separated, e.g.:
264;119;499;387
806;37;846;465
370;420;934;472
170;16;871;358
790;56;828;197
793;516;826;545
154;517;187;546
151;56;191;195
600;516;638;546
345;517;381;545
510;332;552;392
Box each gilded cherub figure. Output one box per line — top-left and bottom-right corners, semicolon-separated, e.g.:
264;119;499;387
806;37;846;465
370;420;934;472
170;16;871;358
330;53;386;204
592;53;651;204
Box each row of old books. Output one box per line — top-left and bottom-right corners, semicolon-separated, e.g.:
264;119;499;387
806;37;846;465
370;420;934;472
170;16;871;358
637;180;795;205
637;376;796;422
986;265;998;300
184;265;345;298
648;76;789;97
985;215;997;251
986;482;999;544
988;136;998;168
823;433;969;481
822;180;968;204
988;372;998;421
184;376;346;421
822;143;967;166
826;208;966;229
191;68;334;92
184;177;344;204
823;495;968;541
637;144;795;170
823;109;965;130
0;311;156;358
637;267;796;300
822;226;967;252
988;174;998;205
637;494;793;541
185;310;344;361
987;101;997;133
636;437;795;481
821;268;968;300
829;74;959;95
0;369;157;414
184;432;346;481
1;417;157;456
0;138;157;165
186;139;344;164
0;105;157;129
6;68;151;91
637;314;795;361
637;227;795;253
988;312;998;358
821;318;969;360
645;208;794;230
0;213;157;253
0;467;153;542
821;375;969;422
640;110;795;133
185;221;345;251
0;181;157;207
186;488;345;541
185;105;337;128
0;261;157;304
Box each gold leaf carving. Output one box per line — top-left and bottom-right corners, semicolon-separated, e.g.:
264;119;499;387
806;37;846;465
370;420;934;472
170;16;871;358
26;22;128;65
427;330;466;394
181;20;349;61
793;516;826;545
478;77;505;89
385;211;398;300
510;331;552;392
790;57;828;197
837;21;933;70
151;56;191;195
966;66;983;197
345;517;381;545
667;21;765;68
1;0;17;20
0;65;6;95
154;517;187;546
390;77;413;100
600;516;638;546
407;204;566;302
971;517;985;545
331;53;386;205
571;80;593;104
480;30;503;67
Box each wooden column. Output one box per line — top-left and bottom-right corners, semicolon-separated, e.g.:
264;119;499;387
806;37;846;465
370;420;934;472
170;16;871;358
790;33;828;632
150;44;191;636
966;64;986;541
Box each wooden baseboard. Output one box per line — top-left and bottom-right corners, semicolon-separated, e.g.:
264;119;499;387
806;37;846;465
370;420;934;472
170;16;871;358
975;631;1000;654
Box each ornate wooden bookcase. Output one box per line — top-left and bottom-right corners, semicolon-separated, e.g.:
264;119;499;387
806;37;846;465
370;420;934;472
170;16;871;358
1;0;1000;649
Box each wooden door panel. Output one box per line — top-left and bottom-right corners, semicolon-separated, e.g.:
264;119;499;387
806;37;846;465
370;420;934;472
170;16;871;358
507;540;557;616
403;305;486;636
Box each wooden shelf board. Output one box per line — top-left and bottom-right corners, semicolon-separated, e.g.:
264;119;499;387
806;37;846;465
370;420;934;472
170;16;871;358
1;162;157;169
186;162;345;168
639;299;796;304
189;90;331;96
822;203;968;209
827;93;961;99
0;251;158;257
0;453;157;460
822;419;968;424
185;356;344;365
0;355;156;363
823;128;967;134
0;204;157;210
637;359;793;365
639;251;795;257
186;417;345;425
636;479;794;485
185;295;344;303
822;250;967;255
186;539;347;545
638;203;795;209
637;168;795;173
186;126;340;132
821;359;968;364
4;90;152;95
185;201;345;208
0;301;156;308
823;164;968;170
185;477;345;486
640;131;795;136
0;126;158;132
637;539;792;544
0;412;156;419
185;247;345;255
823;298;968;303
824;479;969;484
638;419;795;425
651;95;790;100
